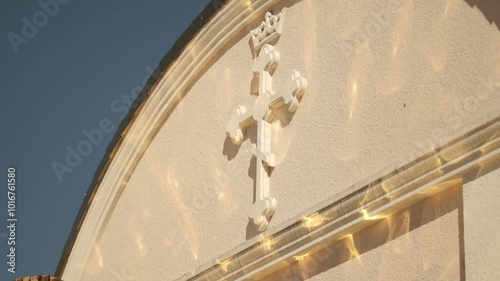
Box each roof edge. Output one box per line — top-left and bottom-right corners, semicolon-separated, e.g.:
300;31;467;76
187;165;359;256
54;0;228;277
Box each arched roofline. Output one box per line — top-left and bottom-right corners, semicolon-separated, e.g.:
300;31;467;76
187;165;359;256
56;0;287;279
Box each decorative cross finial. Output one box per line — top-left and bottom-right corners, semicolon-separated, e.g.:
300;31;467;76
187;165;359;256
226;11;307;232
250;12;283;51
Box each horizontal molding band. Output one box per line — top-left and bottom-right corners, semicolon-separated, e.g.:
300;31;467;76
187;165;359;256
178;108;500;281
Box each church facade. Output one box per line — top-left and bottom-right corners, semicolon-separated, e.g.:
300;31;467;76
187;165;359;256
56;0;500;280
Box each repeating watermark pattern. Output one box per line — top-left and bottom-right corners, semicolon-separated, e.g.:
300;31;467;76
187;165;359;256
7;0;73;54
278;76;500;280
336;0;402;55
51;119;116;182
51;66;161;183
6;167;17;274
414;77;500;157
175;175;226;250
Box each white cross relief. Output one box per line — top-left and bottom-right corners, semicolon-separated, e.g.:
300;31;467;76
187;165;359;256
226;12;307;231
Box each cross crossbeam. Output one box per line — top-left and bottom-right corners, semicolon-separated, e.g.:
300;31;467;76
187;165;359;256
226;43;307;231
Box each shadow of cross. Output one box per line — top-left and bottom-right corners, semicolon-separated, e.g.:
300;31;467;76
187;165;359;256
226;43;307;231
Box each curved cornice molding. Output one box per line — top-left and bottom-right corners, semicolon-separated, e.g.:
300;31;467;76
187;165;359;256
59;1;288;280
58;0;500;279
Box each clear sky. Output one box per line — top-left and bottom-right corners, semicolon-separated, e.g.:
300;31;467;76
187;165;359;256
0;0;210;279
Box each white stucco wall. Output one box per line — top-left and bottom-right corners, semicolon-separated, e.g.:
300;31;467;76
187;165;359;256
464;167;500;280
78;0;500;280
300;210;461;281
262;185;463;281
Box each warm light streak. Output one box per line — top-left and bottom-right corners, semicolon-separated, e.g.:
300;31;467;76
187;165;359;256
392;43;398;57
443;0;453;17
212;166;238;214
349;80;358;119
191;246;199;260
303;212;325;228
262;239;273;251
162;166;201;262
380;181;395;199
84;244;104;275
271;119;282;133
96;245;103;268
271;119;292;166
361;209;386;221
232;134;241;144
260;237;279;251
342;234;361;259
417;178;461;196
136;236;144;252
293;252;310;261
188;45;198;59
217;258;231;272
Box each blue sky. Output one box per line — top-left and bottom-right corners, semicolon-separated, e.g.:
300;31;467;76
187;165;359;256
0;0;210;279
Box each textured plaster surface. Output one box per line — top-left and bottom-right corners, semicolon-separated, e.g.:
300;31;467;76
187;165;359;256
464;168;500;281
298;211;460;281
261;184;463;281
80;0;500;280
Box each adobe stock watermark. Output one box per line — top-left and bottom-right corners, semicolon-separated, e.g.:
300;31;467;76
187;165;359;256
7;0;72;54
175;177;226;250
51;66;161;183
279;76;500;280
0;232;12;274
336;0;402;56
51;119;116;183
414;76;500;157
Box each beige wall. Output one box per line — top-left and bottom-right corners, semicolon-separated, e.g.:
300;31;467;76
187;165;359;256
79;0;500;280
464;167;500;280
262;185;463;280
